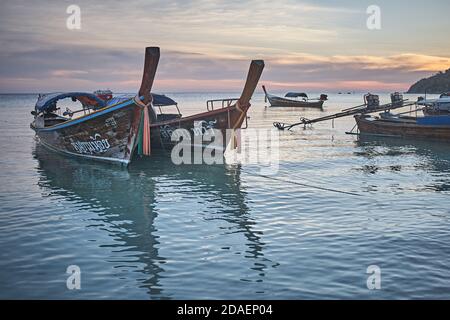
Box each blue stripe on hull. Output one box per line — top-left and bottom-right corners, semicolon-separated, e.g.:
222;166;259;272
35;99;135;132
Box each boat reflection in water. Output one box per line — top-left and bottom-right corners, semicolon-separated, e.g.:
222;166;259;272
33;144;269;298
354;135;450;192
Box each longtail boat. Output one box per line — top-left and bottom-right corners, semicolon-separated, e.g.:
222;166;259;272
262;85;327;108
274;93;415;130
142;60;265;154
31;47;265;165
354;113;450;142
109;62;264;155
31;47;161;165
419;93;450;115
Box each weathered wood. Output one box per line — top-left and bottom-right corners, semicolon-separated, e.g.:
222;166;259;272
268;97;324;108
31;46;164;165
149;60;265;152
355;115;450;141
32;101;143;165
263;85;324;108
150;103;246;151
239;60;265;106
138;47;160;105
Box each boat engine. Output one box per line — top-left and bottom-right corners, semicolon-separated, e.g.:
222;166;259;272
320;94;328;101
390;92;403;107
364;93;380;110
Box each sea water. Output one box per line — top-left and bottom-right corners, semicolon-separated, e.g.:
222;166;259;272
1;92;449;299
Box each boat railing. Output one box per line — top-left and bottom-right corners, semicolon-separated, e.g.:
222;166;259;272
206;98;239;111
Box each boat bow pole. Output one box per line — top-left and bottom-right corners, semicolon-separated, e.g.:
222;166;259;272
136;47;160;156
231;60;265;148
238;60;265;108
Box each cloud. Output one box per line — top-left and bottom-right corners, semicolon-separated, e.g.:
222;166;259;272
0;0;449;92
0;42;449;92
269;53;450;71
51;70;89;77
0;44;252;92
262;53;450;91
0;0;361;57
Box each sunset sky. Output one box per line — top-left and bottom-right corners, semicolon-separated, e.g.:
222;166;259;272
0;0;449;93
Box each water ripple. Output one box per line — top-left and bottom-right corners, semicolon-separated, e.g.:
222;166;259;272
1;93;450;299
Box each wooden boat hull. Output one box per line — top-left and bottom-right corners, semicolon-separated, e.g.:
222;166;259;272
355;115;450;141
267;95;324;108
423;108;450;116
148;59;265;153
149;103;249;151
31;99;143;165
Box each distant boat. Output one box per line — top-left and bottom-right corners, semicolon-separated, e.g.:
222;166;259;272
354;112;450;141
353;92;450;141
93;89;113;101
262;85;327;108
418;92;450;115
274;92;413;130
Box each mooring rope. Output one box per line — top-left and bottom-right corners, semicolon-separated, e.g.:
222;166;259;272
134;95;153;156
251;172;362;197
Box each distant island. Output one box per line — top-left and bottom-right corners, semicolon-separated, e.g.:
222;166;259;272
407;68;450;93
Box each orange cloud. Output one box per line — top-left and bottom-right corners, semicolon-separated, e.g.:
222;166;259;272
269;53;450;72
51;70;89;77
263;80;409;92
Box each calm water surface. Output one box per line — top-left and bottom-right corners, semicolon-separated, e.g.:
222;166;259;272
0;93;450;299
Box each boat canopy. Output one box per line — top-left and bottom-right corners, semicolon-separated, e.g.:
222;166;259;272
36;92;178;113
418;94;450;106
107;94;177;107
35;92;106;113
285;92;308;98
